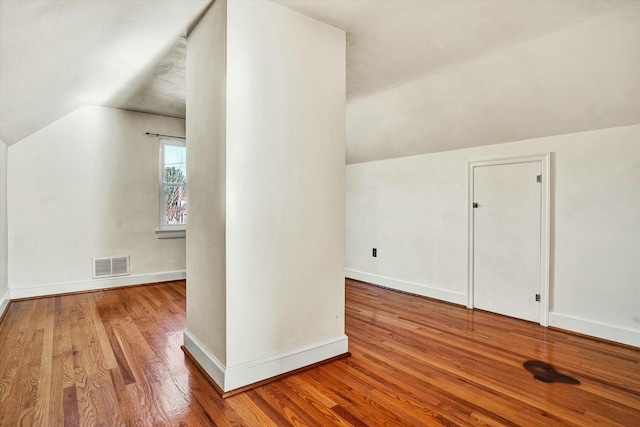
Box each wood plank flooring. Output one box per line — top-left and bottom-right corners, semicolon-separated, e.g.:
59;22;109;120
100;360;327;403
0;279;638;426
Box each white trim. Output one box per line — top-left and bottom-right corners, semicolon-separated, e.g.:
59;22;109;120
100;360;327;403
549;312;640;348
225;335;348;391
183;329;226;388
467;153;551;326
9;270;186;300
156;229;186;239
0;287;10;319
158;135;186;144
346;269;466;306
184;329;349;392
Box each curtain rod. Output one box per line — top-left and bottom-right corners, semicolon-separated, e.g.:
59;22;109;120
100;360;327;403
145;132;185;140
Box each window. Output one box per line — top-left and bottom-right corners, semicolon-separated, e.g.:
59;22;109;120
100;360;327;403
157;137;186;238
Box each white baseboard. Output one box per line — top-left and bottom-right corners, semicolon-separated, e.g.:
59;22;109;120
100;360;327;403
184;329;349;392
9;270;186;300
346;269;466;306
224;334;349;391
345;270;638;348
183;329;226;388
549;312;639;348
0;288;10;319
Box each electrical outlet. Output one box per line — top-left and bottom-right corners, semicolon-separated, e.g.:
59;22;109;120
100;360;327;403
372;248;377;257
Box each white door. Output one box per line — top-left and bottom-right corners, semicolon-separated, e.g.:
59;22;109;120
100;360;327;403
473;161;541;323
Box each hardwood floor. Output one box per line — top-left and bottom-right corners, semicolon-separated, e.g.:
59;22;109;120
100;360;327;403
0;279;638;426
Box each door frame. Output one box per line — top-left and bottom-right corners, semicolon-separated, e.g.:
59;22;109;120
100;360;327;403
467;153;551;326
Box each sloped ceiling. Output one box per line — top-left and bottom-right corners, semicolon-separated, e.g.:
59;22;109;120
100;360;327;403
274;0;640;163
1;0;639;164
0;0;211;144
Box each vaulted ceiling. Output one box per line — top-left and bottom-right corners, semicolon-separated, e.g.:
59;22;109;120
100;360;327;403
0;0;210;144
1;0;639;163
275;0;640;163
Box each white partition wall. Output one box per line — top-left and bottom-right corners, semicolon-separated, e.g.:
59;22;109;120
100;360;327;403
185;0;347;393
185;0;229;374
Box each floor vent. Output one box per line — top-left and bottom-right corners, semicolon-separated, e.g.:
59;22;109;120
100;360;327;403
93;256;130;279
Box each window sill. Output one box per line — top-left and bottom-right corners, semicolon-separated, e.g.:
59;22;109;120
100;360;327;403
156;229;186;239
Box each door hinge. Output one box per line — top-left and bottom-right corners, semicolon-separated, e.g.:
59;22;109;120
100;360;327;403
535;293;541;302
536;175;542;183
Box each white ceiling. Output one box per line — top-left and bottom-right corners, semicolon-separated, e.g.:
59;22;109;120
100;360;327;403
0;0;210;144
277;0;635;99
1;0;639;163
275;0;640;163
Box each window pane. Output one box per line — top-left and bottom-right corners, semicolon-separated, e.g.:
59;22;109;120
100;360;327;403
164;186;187;225
164;145;186;184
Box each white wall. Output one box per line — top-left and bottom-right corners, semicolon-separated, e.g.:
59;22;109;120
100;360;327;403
225;0;346;366
346;125;640;347
186;0;228;366
8;106;186;296
185;0;347;392
0;138;8;315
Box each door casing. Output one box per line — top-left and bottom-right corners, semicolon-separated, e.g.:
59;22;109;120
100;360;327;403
467;153;551;326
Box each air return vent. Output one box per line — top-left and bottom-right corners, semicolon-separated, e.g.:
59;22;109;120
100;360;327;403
93;256;130;279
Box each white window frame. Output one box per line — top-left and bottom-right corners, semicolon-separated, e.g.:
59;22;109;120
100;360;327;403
157;136;186;239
